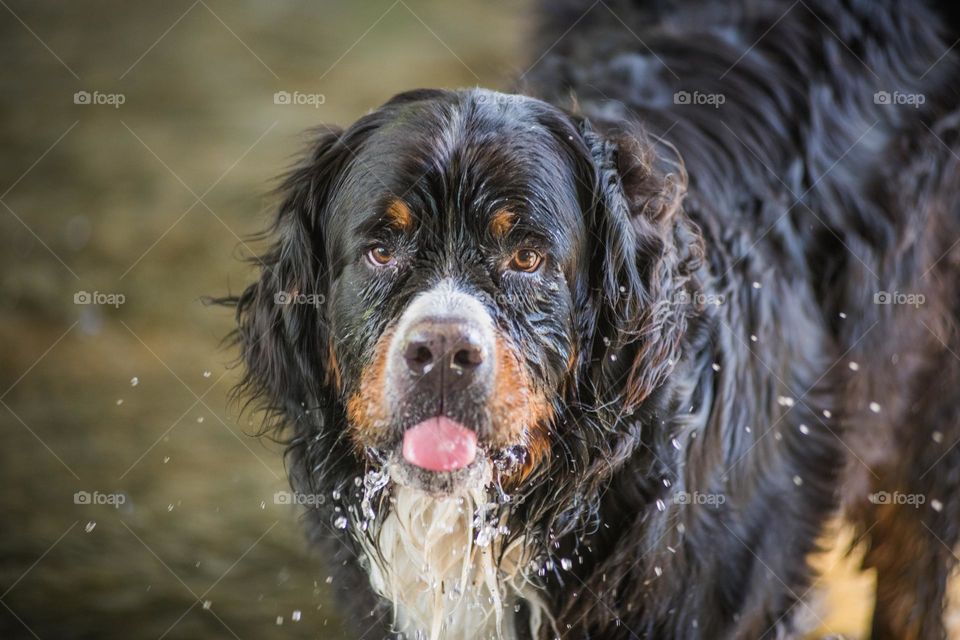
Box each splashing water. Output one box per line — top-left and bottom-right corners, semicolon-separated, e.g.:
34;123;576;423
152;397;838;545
360;467;391;522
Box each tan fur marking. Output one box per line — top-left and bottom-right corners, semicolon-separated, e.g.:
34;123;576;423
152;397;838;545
346;328;394;450
385;198;413;232
491;336;554;484
489;208;517;239
326;338;343;393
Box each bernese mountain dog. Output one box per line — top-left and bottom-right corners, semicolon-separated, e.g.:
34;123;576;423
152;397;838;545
224;1;960;637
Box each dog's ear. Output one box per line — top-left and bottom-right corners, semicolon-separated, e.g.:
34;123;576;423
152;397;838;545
577;120;703;410
233;127;348;425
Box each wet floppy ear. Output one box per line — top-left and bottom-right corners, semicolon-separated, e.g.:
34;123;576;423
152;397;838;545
578;120;702;410
233;128;348;422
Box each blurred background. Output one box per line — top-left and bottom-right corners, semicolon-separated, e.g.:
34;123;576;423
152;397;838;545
0;2;529;638
0;1;875;639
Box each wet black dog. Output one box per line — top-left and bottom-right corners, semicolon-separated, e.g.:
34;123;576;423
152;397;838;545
226;1;960;637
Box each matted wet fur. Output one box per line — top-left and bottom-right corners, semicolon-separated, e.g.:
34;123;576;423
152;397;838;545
221;1;960;638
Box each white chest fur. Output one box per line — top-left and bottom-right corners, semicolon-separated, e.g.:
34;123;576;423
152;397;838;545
357;487;548;640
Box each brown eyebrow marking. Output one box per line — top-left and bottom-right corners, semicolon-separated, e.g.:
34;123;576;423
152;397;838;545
385;198;413;232
489;208;517;239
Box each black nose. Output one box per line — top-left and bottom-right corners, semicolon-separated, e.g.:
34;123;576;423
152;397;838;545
402;321;488;390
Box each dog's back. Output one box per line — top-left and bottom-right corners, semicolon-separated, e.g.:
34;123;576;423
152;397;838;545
528;1;960;636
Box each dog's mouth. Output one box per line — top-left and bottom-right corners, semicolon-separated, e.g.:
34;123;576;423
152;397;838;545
401;416;478;471
384;416;493;495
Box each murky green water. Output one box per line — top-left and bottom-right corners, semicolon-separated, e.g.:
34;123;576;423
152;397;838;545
0;2;527;637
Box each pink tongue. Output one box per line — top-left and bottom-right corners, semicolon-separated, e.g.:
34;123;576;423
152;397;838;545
402;417;477;472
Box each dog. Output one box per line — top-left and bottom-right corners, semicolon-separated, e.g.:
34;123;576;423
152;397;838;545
224;1;960;637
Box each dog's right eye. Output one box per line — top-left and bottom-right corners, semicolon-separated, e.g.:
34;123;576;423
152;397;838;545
366;244;395;267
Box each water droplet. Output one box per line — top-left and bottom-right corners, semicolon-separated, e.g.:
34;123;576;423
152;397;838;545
869;402;881;413
203;370;212;378
116;399;124;406
752;282;761;289
793;475;803;486
848;362;860;371
932;431;944;443
163;456;170;463
560;558;573;570
931;499;943;512
839;312;847;319
750;334;758;342
712;363;721;371
799;424;810;435
276;616;283;625
130;377;139;386
292;610;301;622
203;600;212;610
84;521;96;533
334;516;348;529
196;416;204;423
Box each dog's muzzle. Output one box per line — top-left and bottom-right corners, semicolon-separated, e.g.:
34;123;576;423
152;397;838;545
385;280;496;473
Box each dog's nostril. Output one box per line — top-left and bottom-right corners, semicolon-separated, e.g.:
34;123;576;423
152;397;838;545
404;342;434;373
452;345;483;371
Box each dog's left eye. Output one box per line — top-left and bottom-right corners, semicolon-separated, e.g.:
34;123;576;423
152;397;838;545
367;244;395;267
508;248;543;273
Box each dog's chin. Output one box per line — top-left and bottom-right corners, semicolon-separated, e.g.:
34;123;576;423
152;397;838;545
386;452;491;497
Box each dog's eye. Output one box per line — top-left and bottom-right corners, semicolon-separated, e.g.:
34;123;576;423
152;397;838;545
367;244;395;267
508;248;543;273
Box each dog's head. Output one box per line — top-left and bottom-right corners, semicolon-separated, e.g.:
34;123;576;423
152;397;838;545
234;88;699;499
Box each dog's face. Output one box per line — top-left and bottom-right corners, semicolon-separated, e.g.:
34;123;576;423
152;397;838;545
329;91;589;493
236;88;694;498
